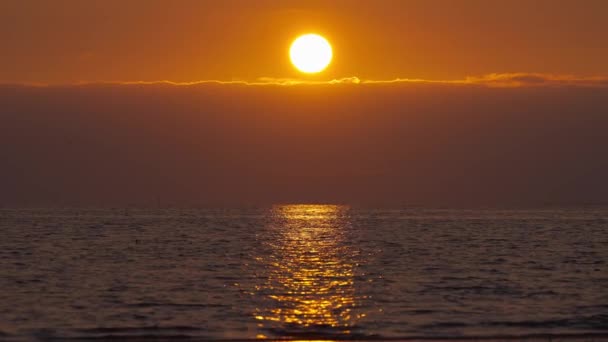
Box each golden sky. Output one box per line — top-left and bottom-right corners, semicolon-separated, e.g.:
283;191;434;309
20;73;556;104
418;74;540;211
2;0;608;207
1;0;608;84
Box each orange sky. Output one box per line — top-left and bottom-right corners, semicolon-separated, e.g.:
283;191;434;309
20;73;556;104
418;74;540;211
1;0;608;84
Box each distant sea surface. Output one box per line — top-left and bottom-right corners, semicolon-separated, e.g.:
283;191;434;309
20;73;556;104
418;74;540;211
1;206;607;340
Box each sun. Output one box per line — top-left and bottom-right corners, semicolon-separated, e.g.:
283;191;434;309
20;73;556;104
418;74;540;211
289;34;333;74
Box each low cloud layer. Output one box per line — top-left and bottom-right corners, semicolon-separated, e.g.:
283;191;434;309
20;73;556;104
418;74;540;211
464;73;608;87
1;77;607;207
6;73;608;88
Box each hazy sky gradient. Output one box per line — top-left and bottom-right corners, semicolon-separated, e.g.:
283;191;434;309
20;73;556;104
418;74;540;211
1;1;607;207
2;81;607;207
1;0;608;83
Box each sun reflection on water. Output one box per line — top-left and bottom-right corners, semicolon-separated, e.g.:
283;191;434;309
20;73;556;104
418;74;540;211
254;204;362;338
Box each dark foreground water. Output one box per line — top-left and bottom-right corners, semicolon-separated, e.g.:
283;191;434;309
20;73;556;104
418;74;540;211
1;206;607;340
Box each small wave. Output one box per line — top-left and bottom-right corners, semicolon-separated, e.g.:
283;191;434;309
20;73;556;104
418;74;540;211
38;326;211;340
263;324;381;341
19;327;608;341
416;314;608;332
125;302;226;308
79;326;204;333
481;314;608;330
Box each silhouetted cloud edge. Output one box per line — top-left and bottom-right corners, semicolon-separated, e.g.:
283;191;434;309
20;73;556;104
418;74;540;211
2;73;608;88
364;73;608;87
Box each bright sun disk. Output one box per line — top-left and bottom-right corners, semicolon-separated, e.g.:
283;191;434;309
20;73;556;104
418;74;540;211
290;34;333;73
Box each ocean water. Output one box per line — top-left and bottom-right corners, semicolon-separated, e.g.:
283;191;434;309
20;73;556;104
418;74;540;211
1;205;607;340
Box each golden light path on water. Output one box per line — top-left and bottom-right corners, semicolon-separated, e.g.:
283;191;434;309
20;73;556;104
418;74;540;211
254;204;364;339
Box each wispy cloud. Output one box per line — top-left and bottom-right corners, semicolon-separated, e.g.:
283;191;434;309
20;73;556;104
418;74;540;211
115;77;364;86
3;73;608;88
464;73;608;87
360;73;608;87
256;76;362;85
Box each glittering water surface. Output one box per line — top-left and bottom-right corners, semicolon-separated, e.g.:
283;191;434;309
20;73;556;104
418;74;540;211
1;205;607;340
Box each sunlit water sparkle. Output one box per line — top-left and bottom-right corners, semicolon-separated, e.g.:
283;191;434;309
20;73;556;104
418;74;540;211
0;205;607;340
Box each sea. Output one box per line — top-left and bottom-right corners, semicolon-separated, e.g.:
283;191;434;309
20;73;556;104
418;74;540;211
1;205;607;340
